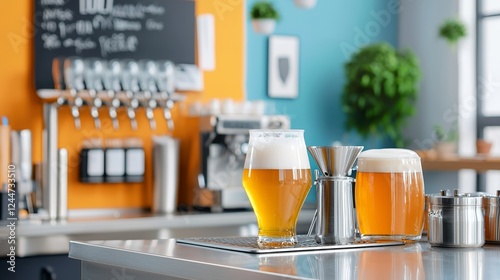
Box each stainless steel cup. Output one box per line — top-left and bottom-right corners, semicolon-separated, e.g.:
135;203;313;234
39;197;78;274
315;176;355;245
428;191;485;248
152;136;180;214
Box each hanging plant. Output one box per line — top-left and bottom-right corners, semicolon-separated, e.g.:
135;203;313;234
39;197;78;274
250;1;280;34
250;1;280;20
439;18;467;46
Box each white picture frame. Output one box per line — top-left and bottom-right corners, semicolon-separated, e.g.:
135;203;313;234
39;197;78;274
268;35;300;99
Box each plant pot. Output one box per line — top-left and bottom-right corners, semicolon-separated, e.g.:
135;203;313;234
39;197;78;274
251;19;276;35
476;139;493;156
434;141;457;158
294;0;317;9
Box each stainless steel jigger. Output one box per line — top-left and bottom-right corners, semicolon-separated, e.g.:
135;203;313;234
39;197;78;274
307;146;364;245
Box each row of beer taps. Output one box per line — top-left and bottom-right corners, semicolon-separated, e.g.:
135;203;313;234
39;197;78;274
51;57;178;131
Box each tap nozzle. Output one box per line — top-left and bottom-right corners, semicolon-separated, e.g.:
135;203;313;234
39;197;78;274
138;91;157;130
70;90;83;129
164;98;175;131
125;92;139;131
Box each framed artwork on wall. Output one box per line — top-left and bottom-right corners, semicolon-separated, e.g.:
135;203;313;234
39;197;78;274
268;35;299;99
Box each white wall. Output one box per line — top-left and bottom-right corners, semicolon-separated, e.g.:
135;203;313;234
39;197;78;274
398;0;476;194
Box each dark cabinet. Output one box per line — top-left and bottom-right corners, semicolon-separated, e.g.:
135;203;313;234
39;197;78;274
0;254;80;280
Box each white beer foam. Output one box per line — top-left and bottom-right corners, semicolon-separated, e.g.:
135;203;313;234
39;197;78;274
244;142;310;169
357;148;422;173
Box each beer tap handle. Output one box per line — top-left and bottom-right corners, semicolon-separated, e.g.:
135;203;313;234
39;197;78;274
155;60;176;131
103;59;122;130
139;60;158;130
63;57;85;129
146;97;157;130
109;99;120;130
52;57;69;107
126;92;139;131
84;58;105;129
52;57;64;91
164;98;175;131
136;91;157;131
120;60;140;130
90;99;102;129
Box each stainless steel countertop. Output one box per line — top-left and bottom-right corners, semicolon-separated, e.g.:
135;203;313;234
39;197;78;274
0;210;315;257
69;237;500;280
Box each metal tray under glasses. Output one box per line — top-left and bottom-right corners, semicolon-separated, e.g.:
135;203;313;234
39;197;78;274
176;235;404;254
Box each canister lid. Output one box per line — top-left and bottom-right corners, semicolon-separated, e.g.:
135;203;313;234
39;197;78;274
428;189;483;206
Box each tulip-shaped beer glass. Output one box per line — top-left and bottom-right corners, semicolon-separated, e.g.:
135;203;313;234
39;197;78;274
242;130;312;249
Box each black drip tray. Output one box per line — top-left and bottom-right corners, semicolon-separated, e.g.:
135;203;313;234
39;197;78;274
176;235;404;254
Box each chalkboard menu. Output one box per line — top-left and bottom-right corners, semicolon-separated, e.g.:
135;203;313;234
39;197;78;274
35;0;195;89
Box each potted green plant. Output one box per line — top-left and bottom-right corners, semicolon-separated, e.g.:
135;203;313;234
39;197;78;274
341;43;421;147
432;124;458;158
250;1;280;34
439;18;467;46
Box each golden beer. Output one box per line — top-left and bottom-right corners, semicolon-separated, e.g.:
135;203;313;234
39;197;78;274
242;169;312;246
242;130;311;249
355;149;425;242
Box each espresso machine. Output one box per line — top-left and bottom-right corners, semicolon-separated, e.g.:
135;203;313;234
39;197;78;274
197;114;290;211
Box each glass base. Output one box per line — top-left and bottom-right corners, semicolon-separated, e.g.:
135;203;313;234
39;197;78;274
360;234;421;244
258;235;298;249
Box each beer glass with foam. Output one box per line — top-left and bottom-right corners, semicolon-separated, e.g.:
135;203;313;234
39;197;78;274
242;130;312;249
355;149;425;242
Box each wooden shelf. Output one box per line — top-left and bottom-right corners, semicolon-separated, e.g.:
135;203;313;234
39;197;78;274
421;156;500;171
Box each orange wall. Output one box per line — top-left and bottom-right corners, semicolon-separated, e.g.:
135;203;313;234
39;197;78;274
0;1;245;209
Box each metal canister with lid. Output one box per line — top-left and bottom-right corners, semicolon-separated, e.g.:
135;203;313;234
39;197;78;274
428;189;485;248
484;190;500;243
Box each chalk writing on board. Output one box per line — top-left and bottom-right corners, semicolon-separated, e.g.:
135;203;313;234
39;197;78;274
98;34;138;57
38;0;165;56
35;0;196;90
80;0;113;15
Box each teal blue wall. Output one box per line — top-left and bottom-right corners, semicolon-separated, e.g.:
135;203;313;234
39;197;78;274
246;0;399;149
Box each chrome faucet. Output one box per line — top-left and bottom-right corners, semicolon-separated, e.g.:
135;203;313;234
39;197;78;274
138;60;158;130
155;60;176;131
120;60;141;130
83;58;104;129
102;59;122;130
63;57;85;129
